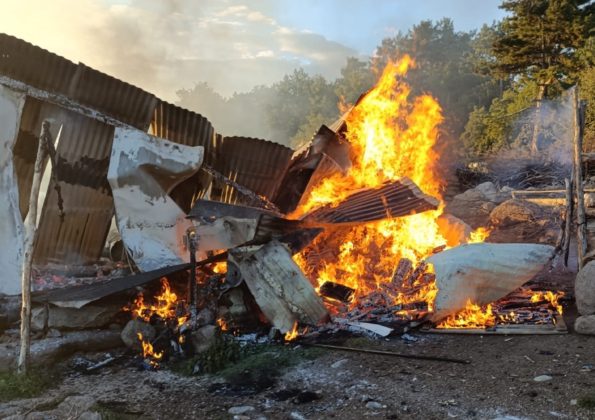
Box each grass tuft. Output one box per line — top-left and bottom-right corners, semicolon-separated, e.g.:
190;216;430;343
0;370;56;402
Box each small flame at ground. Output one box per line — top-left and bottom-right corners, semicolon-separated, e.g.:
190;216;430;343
137;332;163;366
126;278;187;327
436;300;496;329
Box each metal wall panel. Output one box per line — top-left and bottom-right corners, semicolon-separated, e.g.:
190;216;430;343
13;97;115;264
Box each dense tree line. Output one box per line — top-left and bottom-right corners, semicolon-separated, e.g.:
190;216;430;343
177;0;595;155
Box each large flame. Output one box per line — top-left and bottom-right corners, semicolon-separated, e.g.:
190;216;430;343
295;55;481;311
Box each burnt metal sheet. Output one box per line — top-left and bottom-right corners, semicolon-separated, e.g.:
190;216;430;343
303;178;440;225
0;33;157;130
32;263;192;307
13;97;116;265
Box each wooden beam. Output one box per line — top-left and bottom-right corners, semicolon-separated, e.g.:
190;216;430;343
573;87;587;269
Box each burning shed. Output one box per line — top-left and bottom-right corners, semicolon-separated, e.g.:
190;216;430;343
0;33;575;375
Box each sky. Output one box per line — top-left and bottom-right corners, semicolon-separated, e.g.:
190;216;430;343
0;0;507;101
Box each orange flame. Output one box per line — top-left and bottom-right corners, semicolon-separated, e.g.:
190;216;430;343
137;332;163;365
127;278;186;326
436;300;496;329
530;290;565;315
294;55;487;315
284;321;306;342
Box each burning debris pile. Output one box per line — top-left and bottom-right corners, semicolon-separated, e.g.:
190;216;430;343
0;34;571;372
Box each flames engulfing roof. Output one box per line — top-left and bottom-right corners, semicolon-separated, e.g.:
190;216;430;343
0;33;294;265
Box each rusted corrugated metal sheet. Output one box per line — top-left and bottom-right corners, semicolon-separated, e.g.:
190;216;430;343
0;33;157;130
214;136;293;205
0;33;78;96
70;64;157;131
150;102;293;206
303;178;439;225
13;97;115;264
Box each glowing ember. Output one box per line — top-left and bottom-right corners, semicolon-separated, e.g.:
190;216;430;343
294;55;487;316
216;317;229;331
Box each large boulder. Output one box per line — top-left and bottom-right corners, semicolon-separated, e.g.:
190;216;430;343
490;199;545;226
575;261;595;315
575;315;595;335
191;324;217;354
445;189;492;228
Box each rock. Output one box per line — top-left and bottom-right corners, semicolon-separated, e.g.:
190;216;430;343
196;308;214;327
289;412;307;420
0;330;123;373
56;395;96;416
575;315;595;335
331;359;348;369
490;199;544;226
191;324;217;353
78;412;102;420
475;182;500;202
31;304;121;331
228;406;255;415
445;189;492;228
121;319;156;350
365;401;385;409
575;262;595;315
501;186;514;193
533;375;553;382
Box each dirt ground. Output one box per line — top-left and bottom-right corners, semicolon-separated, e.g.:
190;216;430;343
2;269;595;420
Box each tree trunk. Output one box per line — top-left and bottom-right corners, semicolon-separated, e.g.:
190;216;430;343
17;121;51;374
530;83;547;154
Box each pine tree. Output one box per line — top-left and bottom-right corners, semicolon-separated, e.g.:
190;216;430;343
492;0;594;152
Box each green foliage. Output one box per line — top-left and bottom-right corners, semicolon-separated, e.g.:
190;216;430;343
580;55;595;150
493;0;594;89
0;370;56;402
217;344;324;381
462;83;537;154
171;336;242;375
265;69;339;146
578;393;595;409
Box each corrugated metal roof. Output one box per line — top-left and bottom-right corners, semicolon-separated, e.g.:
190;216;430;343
214;136;293;205
13;97;115;265
0;33;157;130
0;33;78;95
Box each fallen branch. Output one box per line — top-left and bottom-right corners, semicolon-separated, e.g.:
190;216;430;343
300;343;470;364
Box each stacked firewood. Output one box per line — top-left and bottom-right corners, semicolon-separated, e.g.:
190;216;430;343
319;258;435;327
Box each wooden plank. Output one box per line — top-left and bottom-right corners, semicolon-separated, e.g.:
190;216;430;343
423;315;567;335
228;240;329;333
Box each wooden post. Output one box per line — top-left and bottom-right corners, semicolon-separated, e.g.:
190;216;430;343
573;87;587;270
17;121;51;374
563;178;573;266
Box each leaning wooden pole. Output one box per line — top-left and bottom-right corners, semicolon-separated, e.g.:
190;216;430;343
573;87;587;270
17;121;51;374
